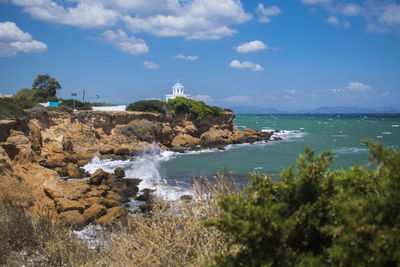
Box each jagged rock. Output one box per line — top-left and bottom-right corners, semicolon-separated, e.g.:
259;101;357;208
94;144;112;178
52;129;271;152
99;145;114;155
66;163;84;178
110;181;138;199
97;206;127;226
273;136;283;141
180;195;193;201
44;177;90;200
106;190;129;203
54;198;85;213
114;167;125;178
135;191;151;202
171;134;200;148
86;189;106;198
89;168;108;185
83;197;120;209
114;146;130;156
83;204;107;223
139;203;153;213
59;210;86;229
141;188;156;193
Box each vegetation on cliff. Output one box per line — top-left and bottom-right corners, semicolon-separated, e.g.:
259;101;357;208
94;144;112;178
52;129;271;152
207;141;400;266
58;99;92;110
126;97;224;119
0;98;26;119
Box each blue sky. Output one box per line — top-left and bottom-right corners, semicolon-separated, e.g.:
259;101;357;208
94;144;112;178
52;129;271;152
0;0;399;110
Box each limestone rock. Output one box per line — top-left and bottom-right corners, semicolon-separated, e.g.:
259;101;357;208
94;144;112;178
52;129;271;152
99;145;114;155
114;167;125;178
97;206;127;226
106;190;128;203
171;134;200;148
59;210;86;229
114;146;130;156
83;204;107;223
55;198;85;213
84;197;120;208
89;168;108;185
66;163;84;178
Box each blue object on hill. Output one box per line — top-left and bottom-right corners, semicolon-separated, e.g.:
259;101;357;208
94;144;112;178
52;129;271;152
49;102;60;107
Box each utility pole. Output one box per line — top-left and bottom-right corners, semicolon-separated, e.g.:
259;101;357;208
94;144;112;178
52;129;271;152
82;90;85;103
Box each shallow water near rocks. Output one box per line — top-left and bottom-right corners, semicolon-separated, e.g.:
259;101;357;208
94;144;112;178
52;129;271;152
84;114;400;201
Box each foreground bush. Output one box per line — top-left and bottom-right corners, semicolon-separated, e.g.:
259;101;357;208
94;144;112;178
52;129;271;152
0;98;26;119
207;141;400;266
126;99;169;114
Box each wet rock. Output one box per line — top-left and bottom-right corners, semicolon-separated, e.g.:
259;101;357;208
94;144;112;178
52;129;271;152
54;198;85;213
99;145;114;155
135;191;151;202
139;203;153;213
273;136;283;141
97;206;127;226
141;188;156;194
114;167;125;178
66;163;84;178
180;195;193;201
114;146;130;156
89;168;108;185
83;204;107;223
106;190;129;203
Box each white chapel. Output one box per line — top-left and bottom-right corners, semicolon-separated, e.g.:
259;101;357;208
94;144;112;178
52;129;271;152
165;81;191;102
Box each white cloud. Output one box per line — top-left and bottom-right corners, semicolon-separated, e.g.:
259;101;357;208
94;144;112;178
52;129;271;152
340;3;363;16
301;0;331;4
343;21;351;28
223;95;251;103
193;94;214;102
100;29;149;55
229;59;264;72
256;3;281;23
326;16;340;26
326;88;345;94
143;60;159;70
0;21;47;57
347;81;371;91
10;0;252;40
173;54;198;61
236;40;269;53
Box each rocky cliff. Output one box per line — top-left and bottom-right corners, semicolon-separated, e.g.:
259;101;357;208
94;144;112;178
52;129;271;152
0;108;275;227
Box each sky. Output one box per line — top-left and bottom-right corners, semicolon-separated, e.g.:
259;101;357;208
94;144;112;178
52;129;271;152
0;0;400;111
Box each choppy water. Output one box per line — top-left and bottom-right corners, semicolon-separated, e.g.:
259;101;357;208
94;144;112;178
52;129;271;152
84;114;400;200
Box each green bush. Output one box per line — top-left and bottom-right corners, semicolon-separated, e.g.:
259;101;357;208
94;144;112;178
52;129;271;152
168;97;222;119
0;98;26;119
207;141;400;266
126;100;168;114
59;99;92;110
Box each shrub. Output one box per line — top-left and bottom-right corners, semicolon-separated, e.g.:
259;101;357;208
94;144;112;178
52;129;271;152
168;97;222;119
0;98;26;119
206;141;400;266
126;100;168;114
59;99;92;110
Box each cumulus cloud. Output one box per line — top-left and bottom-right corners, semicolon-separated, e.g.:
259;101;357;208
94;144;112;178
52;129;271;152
229;59;264;72
193;94;214;102
173;54;198;61
347;81;371;91
326;16;340;26
301;0;331;4
236;40;269;53
0;21;47;57
100;29;149;55
256;3;281;23
10;0;252;40
143;60;160;70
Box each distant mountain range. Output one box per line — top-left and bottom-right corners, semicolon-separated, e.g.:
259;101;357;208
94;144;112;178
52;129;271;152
229;105;400;114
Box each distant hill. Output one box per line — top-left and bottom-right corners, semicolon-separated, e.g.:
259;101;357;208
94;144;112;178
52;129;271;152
229;106;285;114
295;106;400;114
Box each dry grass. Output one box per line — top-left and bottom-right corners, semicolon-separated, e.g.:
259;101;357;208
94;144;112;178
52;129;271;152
0;173;237;266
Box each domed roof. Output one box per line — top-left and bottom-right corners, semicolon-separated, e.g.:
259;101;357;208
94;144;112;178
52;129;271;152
173;82;184;87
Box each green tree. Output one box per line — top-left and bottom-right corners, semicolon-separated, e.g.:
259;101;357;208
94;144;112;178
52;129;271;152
206;141;400;266
32;74;61;101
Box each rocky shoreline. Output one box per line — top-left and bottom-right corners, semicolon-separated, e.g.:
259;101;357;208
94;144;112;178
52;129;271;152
0;108;279;228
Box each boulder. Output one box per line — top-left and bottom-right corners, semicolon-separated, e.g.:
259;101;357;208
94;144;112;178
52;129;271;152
83;204;107;223
97;206;127;226
84;197;120;208
114;167;125;178
59;210;86;229
139;203;152;213
180;195;193;201
99;145;114;155
66;163;84;178
135;191;151;202
106;190;129;203
114;146;130;156
171;134;200;148
54;198;85;213
89;168;109;185
44;177;90;200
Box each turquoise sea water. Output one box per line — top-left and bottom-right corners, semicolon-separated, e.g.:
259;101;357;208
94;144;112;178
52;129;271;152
84;114;400;200
159;114;400;180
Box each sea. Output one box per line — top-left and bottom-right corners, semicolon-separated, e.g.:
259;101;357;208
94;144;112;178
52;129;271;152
83;114;400;201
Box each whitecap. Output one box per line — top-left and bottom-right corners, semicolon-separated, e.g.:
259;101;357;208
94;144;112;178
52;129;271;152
392;125;400;128
334;147;369;154
382;132;392;135
377;136;383;138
